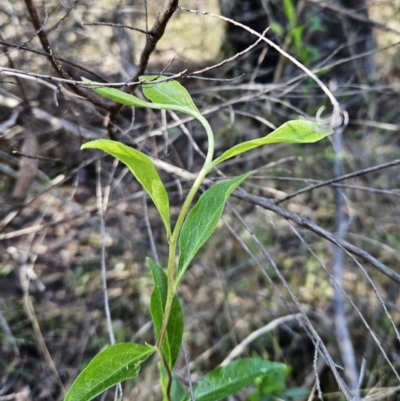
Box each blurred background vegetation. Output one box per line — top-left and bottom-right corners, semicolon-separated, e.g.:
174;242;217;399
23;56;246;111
0;0;400;400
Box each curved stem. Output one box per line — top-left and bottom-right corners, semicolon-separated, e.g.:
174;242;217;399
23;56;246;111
157;113;214;351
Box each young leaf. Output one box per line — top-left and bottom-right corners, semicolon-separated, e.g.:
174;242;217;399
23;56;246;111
82;140;171;236
177;173;251;282
148;258;184;368
64;343;155;401
181;359;286;401
283;0;296;26
211;120;333;168
140;75;199;113
81;77;150;108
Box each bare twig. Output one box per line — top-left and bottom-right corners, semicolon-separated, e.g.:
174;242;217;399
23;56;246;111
331;119;359;398
221;314;301;365
95;158;123;401
182;342;195;401
143;193;159;265
275;159;400;204
233;189;400;284
84;21;153;36
95;159;117;346
191;28;270;75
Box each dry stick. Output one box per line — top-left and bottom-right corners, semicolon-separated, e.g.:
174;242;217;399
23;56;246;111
0;66;187;90
233;189;400;285
332;118;359;397
276;159;400;204
313;338;323;400
191;27;270;75
106;0;179;138
221;314;301;366
182;343;195;401
83;22;153;36
96;159;118;346
96;159;123;401
24;0;110;110
143;194;160;265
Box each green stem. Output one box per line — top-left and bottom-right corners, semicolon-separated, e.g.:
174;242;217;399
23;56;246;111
157;113;214;350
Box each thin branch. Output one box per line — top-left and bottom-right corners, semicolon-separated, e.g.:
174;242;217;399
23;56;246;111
84;21;153;36
143;194;159;265
331;121;359;397
276;159;400;204
191;27;270;75
233;189;400;285
0;65;186;87
96;159;116;345
182;342;195;401
221;314;301;365
313;339;323;400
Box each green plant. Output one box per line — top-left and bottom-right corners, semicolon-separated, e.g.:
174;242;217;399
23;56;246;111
247;367;308;401
270;0;321;65
64;76;332;401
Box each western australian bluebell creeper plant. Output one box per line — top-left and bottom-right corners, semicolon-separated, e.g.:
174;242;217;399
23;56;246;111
64;76;333;401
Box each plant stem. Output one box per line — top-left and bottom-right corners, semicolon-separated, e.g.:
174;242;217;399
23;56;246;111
157;113;214;350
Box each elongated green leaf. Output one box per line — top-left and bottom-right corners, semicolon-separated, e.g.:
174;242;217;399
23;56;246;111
148;258;184;368
177;173;250;282
81;77;150;108
140;75;199;113
211;120;333;168
181;359;286;401
64;343;155;401
283;0;296;25
82;140;171;236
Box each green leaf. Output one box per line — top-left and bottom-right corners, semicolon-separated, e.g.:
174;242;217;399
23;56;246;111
283;0;296;26
82;140;171;236
64;343;155;401
211;120;333;168
171;376;187;401
81;77;150;108
177;173;250;282
269;21;284;36
181;359;286;401
148;258;184;368
140;75;199;113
